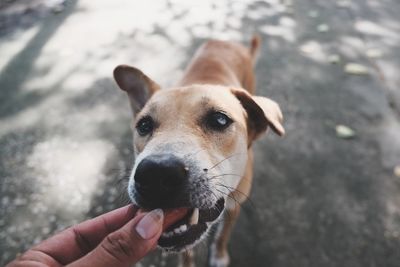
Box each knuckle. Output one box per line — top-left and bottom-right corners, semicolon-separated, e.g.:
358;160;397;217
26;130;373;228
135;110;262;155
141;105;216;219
7;253;51;267
72;227;93;254
101;231;135;261
16;250;59;267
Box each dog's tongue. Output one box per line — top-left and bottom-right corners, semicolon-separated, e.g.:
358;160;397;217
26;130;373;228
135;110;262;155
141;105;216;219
138;207;190;230
162;208;190;229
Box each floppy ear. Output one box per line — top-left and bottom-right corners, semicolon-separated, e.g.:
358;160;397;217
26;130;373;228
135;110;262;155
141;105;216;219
113;65;160;115
231;88;285;141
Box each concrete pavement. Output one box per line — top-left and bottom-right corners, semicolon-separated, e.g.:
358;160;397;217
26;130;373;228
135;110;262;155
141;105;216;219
1;0;400;266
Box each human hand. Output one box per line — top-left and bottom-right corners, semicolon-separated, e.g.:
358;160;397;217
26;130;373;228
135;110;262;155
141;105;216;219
6;205;187;267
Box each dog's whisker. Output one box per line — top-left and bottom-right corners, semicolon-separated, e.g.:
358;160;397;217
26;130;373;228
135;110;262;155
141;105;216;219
214;188;243;210
214;187;239;203
207;173;253;185
215;183;251;202
209;190;221;206
211;191;225;213
206;173;242;181
207;152;247;171
197;185;230;221
215;190;255;220
215;183;257;210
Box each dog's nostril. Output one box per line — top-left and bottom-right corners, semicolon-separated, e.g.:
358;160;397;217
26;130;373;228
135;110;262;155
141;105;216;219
203;168;208;172
134;155;188;193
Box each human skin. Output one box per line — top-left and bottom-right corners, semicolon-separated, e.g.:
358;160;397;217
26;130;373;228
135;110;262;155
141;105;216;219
6;205;187;267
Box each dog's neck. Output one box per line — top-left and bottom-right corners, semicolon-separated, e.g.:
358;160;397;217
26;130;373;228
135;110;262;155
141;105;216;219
178;61;242;88
177;49;243;88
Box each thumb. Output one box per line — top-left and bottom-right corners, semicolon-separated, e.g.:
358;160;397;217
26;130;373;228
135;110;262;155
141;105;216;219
67;209;164;267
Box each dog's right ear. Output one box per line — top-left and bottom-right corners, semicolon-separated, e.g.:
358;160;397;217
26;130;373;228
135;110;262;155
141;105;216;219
231;88;285;143
113;65;160;114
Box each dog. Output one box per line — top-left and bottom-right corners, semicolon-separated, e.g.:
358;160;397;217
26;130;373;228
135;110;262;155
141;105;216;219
113;35;284;267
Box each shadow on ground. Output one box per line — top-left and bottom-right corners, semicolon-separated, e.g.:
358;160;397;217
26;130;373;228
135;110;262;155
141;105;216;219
1;0;400;266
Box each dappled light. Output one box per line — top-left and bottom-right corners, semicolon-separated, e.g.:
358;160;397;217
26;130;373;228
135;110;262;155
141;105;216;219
299;40;327;62
26;137;116;213
1;0;400;266
261;16;297;43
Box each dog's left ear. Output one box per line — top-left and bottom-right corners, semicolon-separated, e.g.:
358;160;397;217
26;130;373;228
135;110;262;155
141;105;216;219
113;65;160;115
231;88;285;141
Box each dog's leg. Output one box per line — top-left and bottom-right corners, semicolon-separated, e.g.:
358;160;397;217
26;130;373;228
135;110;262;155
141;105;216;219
209;150;254;267
179;249;195;267
209;201;241;267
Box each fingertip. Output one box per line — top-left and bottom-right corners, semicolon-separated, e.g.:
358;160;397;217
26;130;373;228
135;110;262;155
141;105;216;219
135;209;164;240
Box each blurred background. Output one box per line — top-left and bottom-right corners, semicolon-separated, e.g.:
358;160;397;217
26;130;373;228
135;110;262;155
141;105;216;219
0;0;400;266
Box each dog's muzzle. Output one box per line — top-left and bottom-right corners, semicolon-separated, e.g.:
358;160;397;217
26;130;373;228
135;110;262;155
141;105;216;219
131;153;225;251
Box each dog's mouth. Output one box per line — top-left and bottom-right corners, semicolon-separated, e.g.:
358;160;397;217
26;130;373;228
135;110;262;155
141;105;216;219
158;197;225;252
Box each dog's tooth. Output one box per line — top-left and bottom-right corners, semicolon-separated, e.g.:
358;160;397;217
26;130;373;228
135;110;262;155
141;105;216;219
189;208;199;225
174;228;181;234
180;224;188;232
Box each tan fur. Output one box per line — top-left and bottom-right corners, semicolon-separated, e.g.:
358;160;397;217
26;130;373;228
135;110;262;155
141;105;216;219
133;86;249;165
176;40;260;266
179;39;258;93
113;35;284;267
175;37;264;267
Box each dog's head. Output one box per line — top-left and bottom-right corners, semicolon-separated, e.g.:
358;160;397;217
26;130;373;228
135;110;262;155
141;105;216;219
114;65;284;252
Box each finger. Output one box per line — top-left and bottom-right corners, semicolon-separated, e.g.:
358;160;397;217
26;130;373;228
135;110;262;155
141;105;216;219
137;207;188;231
6;261;49;267
67;208;188;267
33;205;137;264
67;209;162;267
6;249;61;267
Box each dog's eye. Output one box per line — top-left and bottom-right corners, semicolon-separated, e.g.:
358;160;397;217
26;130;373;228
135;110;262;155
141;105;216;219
206;112;233;131
136;116;154;136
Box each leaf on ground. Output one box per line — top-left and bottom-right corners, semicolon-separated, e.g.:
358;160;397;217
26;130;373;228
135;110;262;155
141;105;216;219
366;48;383;59
317;24;330;32
328;54;341;64
336;125;356;139
344;63;369;75
394;165;400;178
299;41;320;54
308;10;319;18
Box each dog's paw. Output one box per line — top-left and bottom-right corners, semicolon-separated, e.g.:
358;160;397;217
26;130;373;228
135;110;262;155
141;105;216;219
208;244;230;267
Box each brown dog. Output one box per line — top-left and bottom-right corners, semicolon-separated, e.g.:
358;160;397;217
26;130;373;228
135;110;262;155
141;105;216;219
113;36;284;267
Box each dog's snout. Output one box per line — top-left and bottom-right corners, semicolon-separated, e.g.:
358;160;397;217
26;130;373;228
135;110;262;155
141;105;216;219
134;154;188;208
135;156;187;189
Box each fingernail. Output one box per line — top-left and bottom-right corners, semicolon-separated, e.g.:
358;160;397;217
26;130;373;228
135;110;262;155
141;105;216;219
136;209;164;239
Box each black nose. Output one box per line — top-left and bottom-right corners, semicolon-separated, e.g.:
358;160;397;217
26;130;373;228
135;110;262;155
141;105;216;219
134;154;188;208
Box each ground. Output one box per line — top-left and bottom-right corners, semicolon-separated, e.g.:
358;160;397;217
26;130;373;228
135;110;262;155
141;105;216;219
1;0;400;266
